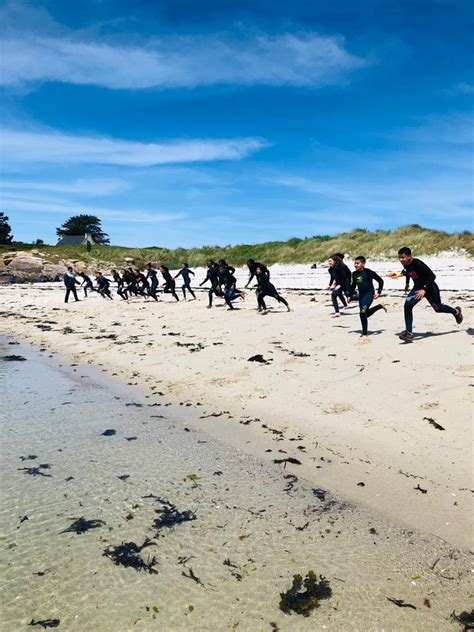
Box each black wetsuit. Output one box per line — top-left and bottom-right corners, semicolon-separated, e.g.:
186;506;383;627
161;269;179;301
146;268;159;300
122;272;137;298
64;272;80;303
97;276;113;299
401;259;457;332
349;268;384;335
175;268;196;299
113;272;127;300
200;265;222;306
81;273;94;297
256;274;288;310
220;269;242;309
329;267;348;313
248;262;270;286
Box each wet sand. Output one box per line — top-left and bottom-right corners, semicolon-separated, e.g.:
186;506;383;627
0;337;472;631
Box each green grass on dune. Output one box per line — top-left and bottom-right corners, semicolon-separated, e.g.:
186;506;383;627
1;225;472;269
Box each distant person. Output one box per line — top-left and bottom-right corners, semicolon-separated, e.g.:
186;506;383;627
146;263;159;301
78;271;95;297
63;267;80;303
388;247;463;342
86;239;92;253
160;265;179;301
255;265;290;314
347;256;386;340
327;255;348;317
174;263;196;300
200;260;222;308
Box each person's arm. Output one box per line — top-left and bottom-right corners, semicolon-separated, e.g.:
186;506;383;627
228;266;236;275
416;260;436;289
174;270;182;280
189;269;195;276
245;271;255;288
199;271;210;286
348;272;357;299
371;270;384;295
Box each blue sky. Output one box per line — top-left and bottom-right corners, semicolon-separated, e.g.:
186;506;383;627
0;0;472;247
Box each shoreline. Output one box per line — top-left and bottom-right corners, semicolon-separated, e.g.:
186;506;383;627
1;335;473;630
0;263;472;550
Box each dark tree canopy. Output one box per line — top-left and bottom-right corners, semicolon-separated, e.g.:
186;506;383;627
56;214;110;245
0;212;13;244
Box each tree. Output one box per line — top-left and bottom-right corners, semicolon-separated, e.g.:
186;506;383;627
56;214;110;245
0;212;13;244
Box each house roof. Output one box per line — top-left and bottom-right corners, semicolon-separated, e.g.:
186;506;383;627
56;235;85;246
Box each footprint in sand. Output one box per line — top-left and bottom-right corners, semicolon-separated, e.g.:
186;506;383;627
419;401;440;410
323;403;354;415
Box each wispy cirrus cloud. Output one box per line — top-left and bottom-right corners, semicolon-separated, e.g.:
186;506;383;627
0;178;128;195
0;128;268;166
0;2;368;91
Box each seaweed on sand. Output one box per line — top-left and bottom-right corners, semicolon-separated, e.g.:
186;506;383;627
18;464;52;477
29;620;60;628
451;609;474;630
103;538;158;574
60;518;105;535
279;571;332;617
153;500;196;533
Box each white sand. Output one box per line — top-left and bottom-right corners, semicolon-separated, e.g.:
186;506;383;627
1;255;472;550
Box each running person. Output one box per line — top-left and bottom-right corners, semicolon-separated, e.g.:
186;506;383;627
245;259;270;289
145;263;159;301
218;263;245;310
327;255;348;317
78;271;94;297
200;260;222;308
95;272;113;300
389;247;463;342
160;265;179;301
256;265;290;314
348;257;386;339
174;263;196;300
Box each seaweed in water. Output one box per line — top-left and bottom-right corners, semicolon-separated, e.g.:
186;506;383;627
279;571;332;617
18;464;52;477
153;500;196;532
60;517;106;535
101;429;116;437
451;610;474;631
2;355;27;361
103;538;158;574
29;620;60;629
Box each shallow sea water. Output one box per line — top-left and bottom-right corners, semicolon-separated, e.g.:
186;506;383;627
0;336;471;631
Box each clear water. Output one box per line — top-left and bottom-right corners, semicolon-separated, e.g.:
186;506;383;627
0;337;471;631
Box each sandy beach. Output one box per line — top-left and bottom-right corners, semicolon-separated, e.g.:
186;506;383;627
1;255;472;557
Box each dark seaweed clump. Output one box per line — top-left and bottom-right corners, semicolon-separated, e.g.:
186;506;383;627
29;620;60;629
279;571;332;617
451;609;474;631
18;464;52;477
3;355;27;361
103;538;158;574
60;517;105;535
153;500;196;532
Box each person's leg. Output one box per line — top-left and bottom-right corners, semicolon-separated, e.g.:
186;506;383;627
65;288;70;303
358;292;374;336
188;283;196;299
208;288;213;307
72;286;79;301
171;281;179;301
339;288;347;308
425;284;458;317
182;283;187;299
224;288;234;309
331;289;340;313
257;289;267;310
403;288;421;333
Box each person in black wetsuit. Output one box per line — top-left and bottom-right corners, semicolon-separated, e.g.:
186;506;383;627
327;255;348;317
95;272;113;299
174;263;196;300
245;259;270;289
78;271;94;297
160;265;179;301
255;265;290;314
145;263;159;301
218;263;245;310
121;268;137;299
389;247;463;341
347;257;386;339
134;270;150;299
63;267;80;303
200;260;222;308
111;269;128;301
330;253;352;298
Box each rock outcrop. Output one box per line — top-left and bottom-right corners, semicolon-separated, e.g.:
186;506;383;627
0;251;67;283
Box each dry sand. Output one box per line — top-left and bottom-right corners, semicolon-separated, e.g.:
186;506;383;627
1;256;472;551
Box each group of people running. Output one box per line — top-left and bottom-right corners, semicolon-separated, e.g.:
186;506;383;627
63;247;463;342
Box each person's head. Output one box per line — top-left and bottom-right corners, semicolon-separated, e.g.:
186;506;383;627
218;264;225;273
218;259;226;266
95;271;101;277
333;252;344;260
328;255;343;268
354;256;366;271
111;269;116;274
247;259;255;267
182;262;188;268
255;265;263;274
398;247;412;266
160;265;168;272
67;266;73;272
146;262;152;268
207;259;214;268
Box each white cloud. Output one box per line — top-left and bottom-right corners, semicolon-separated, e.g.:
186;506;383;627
0;178;128;195
0;30;368;90
0;128;268;166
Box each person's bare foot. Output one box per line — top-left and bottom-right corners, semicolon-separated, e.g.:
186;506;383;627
380;303;388;313
260;309;269;315
332;312;340;318
286;306;291;312
455;306;463;324
359;334;369;341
